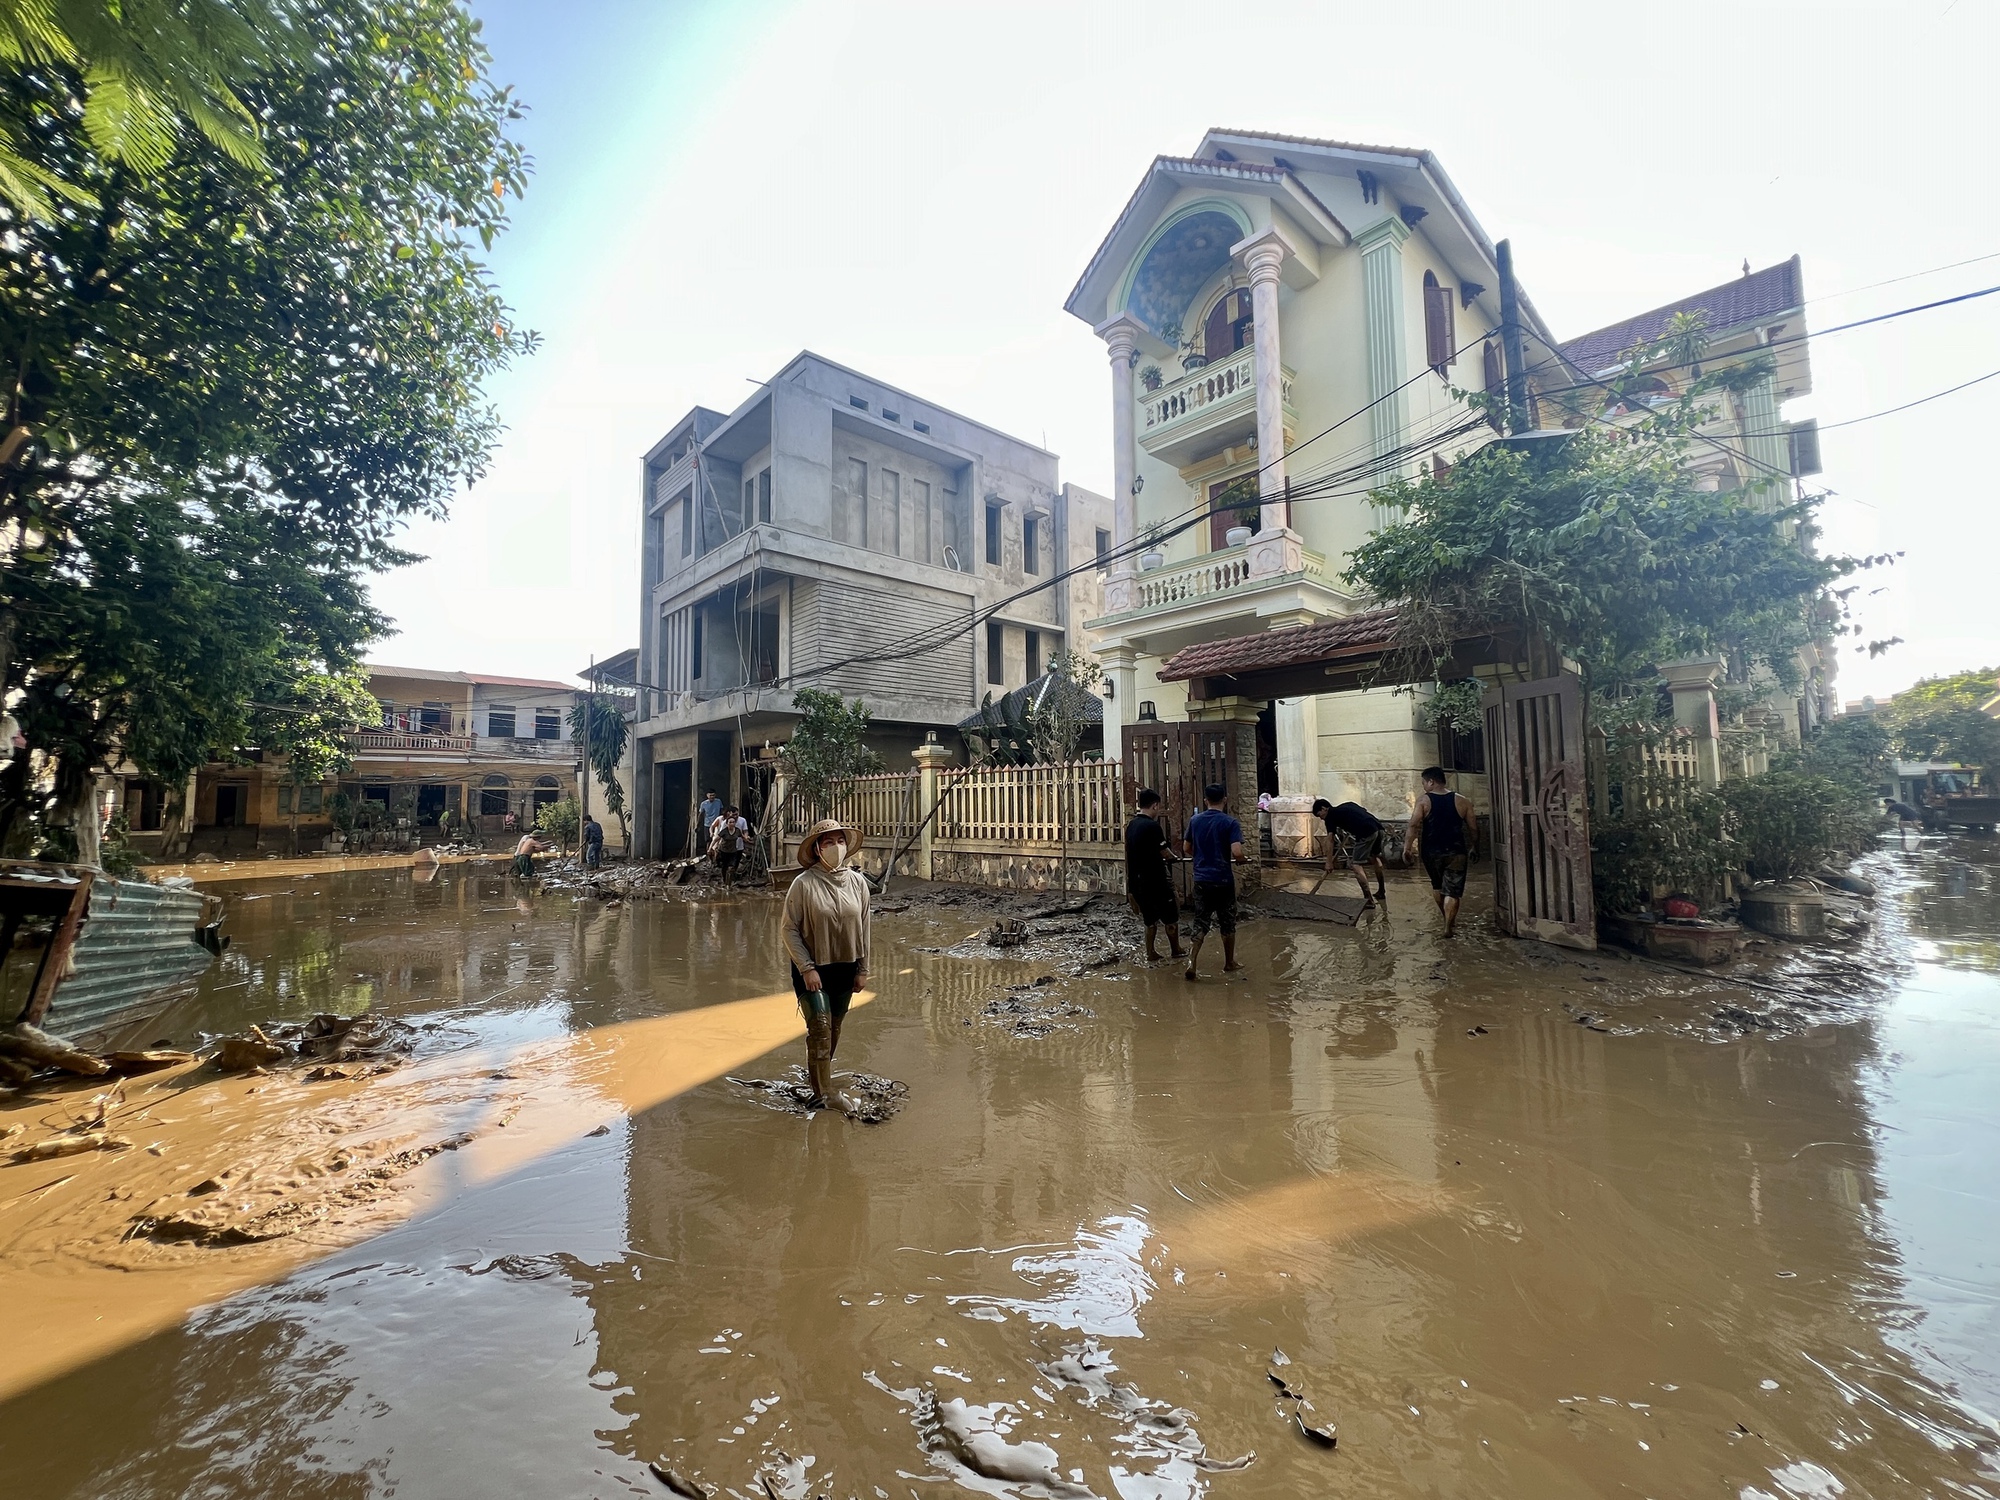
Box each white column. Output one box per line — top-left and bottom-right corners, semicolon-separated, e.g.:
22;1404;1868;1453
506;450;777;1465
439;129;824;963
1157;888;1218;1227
1238;232;1290;531
1738;371;1789;513
1093;314;1146;615
1356;216;1411;529
1658;655;1725;787
1100;645;1136;770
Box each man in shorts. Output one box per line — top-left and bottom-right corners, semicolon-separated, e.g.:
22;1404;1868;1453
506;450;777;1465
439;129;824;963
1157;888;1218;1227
1407;767;1477;937
1311;797;1387;908
1124;788;1183;963
1180;782;1246;981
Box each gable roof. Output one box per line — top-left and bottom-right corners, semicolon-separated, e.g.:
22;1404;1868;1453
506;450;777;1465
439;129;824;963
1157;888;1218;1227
1156;609;1400;682
1559;256;1804;374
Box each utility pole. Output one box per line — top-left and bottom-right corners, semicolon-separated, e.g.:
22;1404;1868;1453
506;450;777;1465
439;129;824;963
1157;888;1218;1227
580;657;593;823
1496;238;1530;435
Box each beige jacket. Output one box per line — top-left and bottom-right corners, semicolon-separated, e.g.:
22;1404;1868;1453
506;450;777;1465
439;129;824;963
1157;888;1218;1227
782;863;872;975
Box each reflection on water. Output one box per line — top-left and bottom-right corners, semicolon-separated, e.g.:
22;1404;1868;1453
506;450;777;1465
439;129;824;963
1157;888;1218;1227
0;842;1996;1498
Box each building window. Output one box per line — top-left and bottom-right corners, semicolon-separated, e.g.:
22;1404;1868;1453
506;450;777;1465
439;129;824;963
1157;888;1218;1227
882;409;900;423
535;708;561;740
487;706;516;737
480;775;509;816
1438;722;1485;775
912;420;929;434
681;491;694;554
987;621;1004;685
985;503;1002;567
757;468;772;523
298;785;324;815
1025;629;1041;680
1095;528;1110;564
1022;515;1040;575
849;396;868;410
691;612;703;680
1423;270;1456;373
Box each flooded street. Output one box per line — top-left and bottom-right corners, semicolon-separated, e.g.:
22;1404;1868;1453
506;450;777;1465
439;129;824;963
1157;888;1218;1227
2;839;1997;1499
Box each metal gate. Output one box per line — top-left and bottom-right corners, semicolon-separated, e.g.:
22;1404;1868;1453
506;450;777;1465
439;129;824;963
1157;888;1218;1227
1485;673;1595;949
1123;723;1241;894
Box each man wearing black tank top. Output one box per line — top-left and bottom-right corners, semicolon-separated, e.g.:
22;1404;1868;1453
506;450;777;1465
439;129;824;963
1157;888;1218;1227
1407;767;1477;937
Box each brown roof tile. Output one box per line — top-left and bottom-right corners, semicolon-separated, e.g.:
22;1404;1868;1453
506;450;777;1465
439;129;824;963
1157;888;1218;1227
1156;608;1400;682
1559;256;1803;373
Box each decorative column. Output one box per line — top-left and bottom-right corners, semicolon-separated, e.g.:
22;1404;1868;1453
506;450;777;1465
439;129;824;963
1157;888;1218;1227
1237;231;1291;528
911;734;953;881
1658;656;1725;787
1094;314;1147;615
1738;370;1790;515
1098;644;1136;772
1356;216;1412;528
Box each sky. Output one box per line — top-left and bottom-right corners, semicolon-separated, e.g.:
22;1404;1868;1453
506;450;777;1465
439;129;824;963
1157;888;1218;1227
368;0;2000;705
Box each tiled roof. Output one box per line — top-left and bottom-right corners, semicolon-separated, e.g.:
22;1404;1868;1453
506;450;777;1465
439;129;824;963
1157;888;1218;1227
957;671;1104;731
1559;256;1803;374
1156;608;1400;682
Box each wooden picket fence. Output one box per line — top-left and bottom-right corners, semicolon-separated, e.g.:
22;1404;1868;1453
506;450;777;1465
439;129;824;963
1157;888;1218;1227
785;760;1123;854
783;771;920;845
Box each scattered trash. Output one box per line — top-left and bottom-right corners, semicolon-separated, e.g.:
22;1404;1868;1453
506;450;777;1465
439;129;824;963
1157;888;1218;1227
9;1131;132;1164
648;1459;711;1498
208;1013;417;1076
984;918;1028;948
214;1027;288;1071
105;1049;198;1074
915;1389;1093;1498
1268;1361;1338;1449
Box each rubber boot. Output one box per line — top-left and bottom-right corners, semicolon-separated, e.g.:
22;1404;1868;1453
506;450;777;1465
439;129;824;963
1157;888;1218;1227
805;1008;835;1109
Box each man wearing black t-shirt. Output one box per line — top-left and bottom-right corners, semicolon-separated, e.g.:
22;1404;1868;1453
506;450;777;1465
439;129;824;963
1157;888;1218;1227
1124;788;1183;962
1312;797;1388;908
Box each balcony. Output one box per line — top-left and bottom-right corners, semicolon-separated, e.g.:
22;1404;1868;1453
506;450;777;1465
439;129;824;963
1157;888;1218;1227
351;730;473;754
1139;349;1294;468
1089;534;1350;655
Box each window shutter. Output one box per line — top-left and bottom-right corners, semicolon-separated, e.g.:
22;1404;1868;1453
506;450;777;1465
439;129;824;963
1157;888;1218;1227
1423;273;1452;371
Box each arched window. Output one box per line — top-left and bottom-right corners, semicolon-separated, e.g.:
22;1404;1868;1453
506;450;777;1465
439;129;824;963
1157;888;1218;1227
479;774;510;817
1423;271;1456;373
532;775;561;814
1201;287;1253;361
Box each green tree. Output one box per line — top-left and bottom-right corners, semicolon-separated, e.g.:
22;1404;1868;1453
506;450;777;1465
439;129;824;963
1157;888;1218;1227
780;689;883;809
1026;648;1105;764
535;794;579;856
568;694;629;848
0;0;278;219
249;662;376;854
0;0;529;858
1885;667;2000;770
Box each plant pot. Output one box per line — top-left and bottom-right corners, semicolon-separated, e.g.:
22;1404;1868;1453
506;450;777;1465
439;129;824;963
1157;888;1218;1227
1179;353;1209;372
1739;885;1825;938
1138;550;1166;571
1224;526;1254;548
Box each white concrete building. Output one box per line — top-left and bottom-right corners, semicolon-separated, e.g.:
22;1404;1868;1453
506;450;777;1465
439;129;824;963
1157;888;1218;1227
629;352;1110;859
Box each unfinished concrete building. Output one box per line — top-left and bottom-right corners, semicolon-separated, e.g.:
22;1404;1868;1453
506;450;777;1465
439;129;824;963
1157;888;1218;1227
630;353;1109;859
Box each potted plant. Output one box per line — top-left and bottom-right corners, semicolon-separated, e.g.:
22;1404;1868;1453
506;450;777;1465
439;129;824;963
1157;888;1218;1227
1178;333;1208;372
1225;503;1259;548
325;791;355;853
1138;525;1167;571
1139;364;1163;393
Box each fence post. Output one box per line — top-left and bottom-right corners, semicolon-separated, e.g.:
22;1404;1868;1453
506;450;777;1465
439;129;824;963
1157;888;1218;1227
912;734;953;881
1657;657;1724;788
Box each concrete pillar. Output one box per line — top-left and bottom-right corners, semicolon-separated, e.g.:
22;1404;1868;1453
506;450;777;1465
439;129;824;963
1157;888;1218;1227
911;736;953;881
1658;656;1724;787
1739;371;1789;511
1184;693;1265;892
1099;644;1137;773
1237;231;1290;532
1356;215;1412;528
1094;314;1146;615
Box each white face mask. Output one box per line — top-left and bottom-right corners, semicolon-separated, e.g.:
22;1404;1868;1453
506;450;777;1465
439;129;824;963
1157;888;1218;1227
817;838;847;871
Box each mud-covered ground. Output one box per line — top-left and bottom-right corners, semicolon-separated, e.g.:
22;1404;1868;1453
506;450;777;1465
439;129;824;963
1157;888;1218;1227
0;835;1995;1499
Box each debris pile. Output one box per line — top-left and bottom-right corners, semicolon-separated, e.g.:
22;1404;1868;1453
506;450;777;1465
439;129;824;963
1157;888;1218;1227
728;1066;909;1123
206;1011;417;1080
979;982;1095;1039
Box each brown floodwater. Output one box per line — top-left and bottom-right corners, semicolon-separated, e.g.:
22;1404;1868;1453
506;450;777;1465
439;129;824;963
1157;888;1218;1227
1;839;1996;1498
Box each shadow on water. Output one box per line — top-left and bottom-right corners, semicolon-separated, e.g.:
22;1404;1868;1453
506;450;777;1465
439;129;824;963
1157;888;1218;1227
0;844;1996;1498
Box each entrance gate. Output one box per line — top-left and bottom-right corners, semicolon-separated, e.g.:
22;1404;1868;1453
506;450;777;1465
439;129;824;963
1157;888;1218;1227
1485;673;1595;949
1123;721;1241;840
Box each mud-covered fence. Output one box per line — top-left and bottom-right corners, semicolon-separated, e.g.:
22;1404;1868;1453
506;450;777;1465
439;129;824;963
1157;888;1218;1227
785;760;1126;890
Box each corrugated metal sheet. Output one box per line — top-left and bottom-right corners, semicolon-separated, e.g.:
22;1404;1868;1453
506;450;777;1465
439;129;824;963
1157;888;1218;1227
55;878;215;1045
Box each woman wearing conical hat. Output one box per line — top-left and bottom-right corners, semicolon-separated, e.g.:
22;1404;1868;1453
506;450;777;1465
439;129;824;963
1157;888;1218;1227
781;817;872;1110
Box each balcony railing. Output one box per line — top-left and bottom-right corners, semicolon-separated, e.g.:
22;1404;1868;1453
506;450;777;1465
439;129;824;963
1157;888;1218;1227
351;730;474;753
349;730;572;757
1128;538;1329;613
1139;349;1293;461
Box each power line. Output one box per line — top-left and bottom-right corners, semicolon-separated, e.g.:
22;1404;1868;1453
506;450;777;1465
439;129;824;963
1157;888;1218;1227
1742;366;2000;438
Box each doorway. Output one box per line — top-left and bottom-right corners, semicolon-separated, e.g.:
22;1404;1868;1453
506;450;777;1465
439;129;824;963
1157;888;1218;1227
657;759;692;859
213;784;244;827
1207;475;1259;551
416;784;446;827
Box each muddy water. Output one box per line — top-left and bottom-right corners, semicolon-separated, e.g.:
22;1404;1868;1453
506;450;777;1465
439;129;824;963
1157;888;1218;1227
1;842;1996;1498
